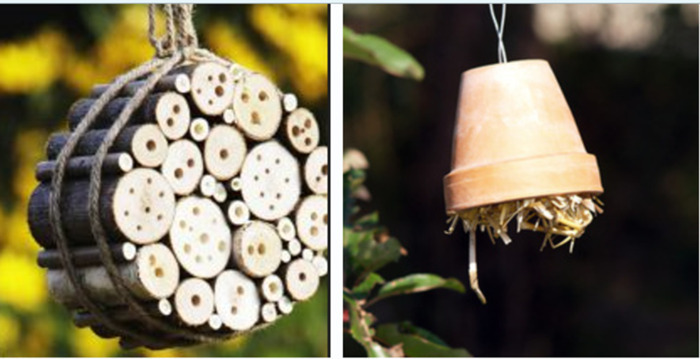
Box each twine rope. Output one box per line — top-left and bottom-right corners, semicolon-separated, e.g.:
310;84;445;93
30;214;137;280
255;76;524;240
49;4;241;347
489;4;508;63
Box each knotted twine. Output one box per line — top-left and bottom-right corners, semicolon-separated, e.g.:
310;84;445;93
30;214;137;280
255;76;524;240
49;4;243;348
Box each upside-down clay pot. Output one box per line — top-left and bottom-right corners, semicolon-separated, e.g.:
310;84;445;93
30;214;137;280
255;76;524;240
444;59;603;213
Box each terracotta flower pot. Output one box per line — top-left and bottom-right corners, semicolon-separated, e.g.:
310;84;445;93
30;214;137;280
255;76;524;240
444;59;603;213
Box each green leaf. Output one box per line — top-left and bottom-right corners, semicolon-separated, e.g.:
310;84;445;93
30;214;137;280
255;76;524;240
343;168;366;226
375;322;471;357
344;26;425;81
344;227;403;277
352;272;385;298
370;274;465;305
344;294;393;357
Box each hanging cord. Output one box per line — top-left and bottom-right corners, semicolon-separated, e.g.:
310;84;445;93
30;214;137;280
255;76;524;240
489;4;508;63
49;4;241;348
148;4;199;58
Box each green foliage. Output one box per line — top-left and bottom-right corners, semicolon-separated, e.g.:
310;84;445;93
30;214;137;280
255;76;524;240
343;166;469;357
343;26;424;81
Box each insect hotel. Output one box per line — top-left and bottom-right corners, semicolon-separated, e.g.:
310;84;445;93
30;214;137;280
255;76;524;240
27;8;328;348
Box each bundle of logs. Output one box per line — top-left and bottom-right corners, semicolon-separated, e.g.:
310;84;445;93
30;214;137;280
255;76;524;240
28;61;328;349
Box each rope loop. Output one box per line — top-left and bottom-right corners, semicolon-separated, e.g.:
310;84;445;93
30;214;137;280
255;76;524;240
149;4;199;58
489;4;508;63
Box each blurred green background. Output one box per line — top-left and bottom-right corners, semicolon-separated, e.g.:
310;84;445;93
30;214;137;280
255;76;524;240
0;4;327;357
344;4;698;357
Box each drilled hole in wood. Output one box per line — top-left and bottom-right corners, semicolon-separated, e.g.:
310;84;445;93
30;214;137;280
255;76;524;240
299;272;306;282
259;91;268;101
145;206;151;213
124;211;129;217
166;118;174;127
257;243;266;255
157;214;163;221
129;188;135;194
247;245;254;255
231;306;238;315
146;140;156;151
311;212;318;220
292;126;300;137
310;226;318;236
179;220;187;229
275;158;280;165
173;104;181;114
194;123;205;134
208;75;214;82
235;207;243;217
219;73;227;83
159;191;165;198
149;254;156;265
316;176;321;182
193;207;200;216
195;255;202;263
220;149;229;160
323;214;328;225
196;88;202;94
283;224;291;233
304;118;312;129
242;93;249;103
254;175;259;181
191;295;201;306
208;100;213;106
322;165;327;175
207;255;213;262
269;205;275;211
284;178;290;183
304;138;312;146
147;177;153;185
136;225;142;231
218;241;226;252
200;233;209;244
265;168;270;174
187;158;195;168
155;267;164;278
237;286;244;295
256;154;262;161
276;193;281;199
184;244;191;253
270;282;278;293
260;192;265;198
215;86;224;97
174;168;184;179
251;111;260;125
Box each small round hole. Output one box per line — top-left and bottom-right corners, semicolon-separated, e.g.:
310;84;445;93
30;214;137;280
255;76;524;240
220;149;229;160
200;233;209;244
155;267;164;278
231;306;238;315
258;91;268;101
149;255;156;265
241;93;249;103
304;138;312;146
193;207;200;215
166;118;174;127
174;168;183;179
195;255;202;263
276;193;281;199
191;295;201;306
146;140;156;151
304;119;312;129
219;73;227;83
299;272;306;282
265;168;270;174
257;243;266;255
321;165;328;175
310;226;319;236
187;158;195;168
248;245;255;255
129;188;135;194
256;154;262;161
173;105;181;114
207;75;214;82
270;282;278;293
260;192;265;198
159;191;165;198
179;220;186;229
275;158;280;165
184;244;191;253
292;126;300;137
323;214;328;225
235;207;243;217
237;286;244;295
218;241;226;252
147;177;152;185
145;206;151;213
251;111;260;125
124;211;129;217
215;86;224;97
136;225;142;231
311;212;318;220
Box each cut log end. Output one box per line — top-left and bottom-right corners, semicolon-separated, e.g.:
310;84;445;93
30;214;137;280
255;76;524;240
280;250;292;264
232;221;282;278
285;108;320;154
230;177;242;192
204;125;247;181
277;295;294;315
295;195;328;251
312;256;328;277
282;93;298;112
35;153;134;182
214;270;260;331
113;169;175;244
155;92;191;140
261;274;284;302
189;118;210;142
136;243;180;299
190;62;236;116
200;174;217;197
213;183;228;204
175;277;215;326
261;302;278;323
284;259;320;301
162;139;204;196
240;141;301;221
276;217;296;241
227;200;250;226
304;146;328;195
233;74;282;141
131;124;168;167
288;239;302;257
170;197;231;278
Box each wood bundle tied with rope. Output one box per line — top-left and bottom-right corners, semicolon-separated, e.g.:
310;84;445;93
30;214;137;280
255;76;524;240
27;4;328;349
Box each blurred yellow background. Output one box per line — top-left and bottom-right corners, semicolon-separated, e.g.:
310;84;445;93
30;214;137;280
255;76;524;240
0;4;328;357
